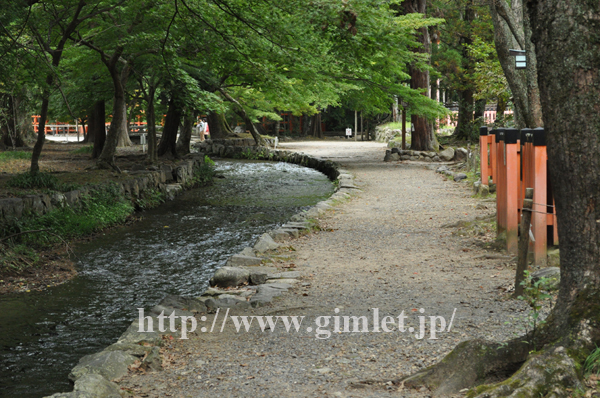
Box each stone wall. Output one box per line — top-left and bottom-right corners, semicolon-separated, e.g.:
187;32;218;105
196;140;340;181
0;153;206;223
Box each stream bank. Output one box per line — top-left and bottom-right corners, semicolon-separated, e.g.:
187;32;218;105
1;152;339;398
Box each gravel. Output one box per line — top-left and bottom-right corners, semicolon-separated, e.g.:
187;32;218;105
117;140;542;398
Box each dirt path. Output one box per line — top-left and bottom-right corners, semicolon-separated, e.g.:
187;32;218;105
119;140;530;398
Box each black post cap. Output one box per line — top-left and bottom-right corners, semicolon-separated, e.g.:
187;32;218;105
497;129;506;141
533;127;546;146
505;128;519;144
480;126;489;136
520;128;533;143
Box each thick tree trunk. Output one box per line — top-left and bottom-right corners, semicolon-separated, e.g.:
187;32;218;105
453;88;474;139
207;112;234;140
404;0;433;151
90;100;106;159
176;110;193;156
157;96;182;158
393;1;600;397
310;113;323;138
116;67;132;148
529;0;600;335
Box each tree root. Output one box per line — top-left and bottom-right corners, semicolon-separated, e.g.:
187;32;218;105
95;160;121;173
400;337;587;397
400;338;531;396
467;346;584;398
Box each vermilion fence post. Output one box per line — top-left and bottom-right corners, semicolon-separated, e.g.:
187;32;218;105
496;129;506;236
490;129;498;184
479;126;491;186
504;128;520;254
531;128;548;265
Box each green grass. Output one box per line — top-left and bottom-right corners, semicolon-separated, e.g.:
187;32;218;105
379;121;412;131
2;184;134;248
6;172;80;192
0;151;32;161
1;183;135;273
585;346;600;377
70;145;93;154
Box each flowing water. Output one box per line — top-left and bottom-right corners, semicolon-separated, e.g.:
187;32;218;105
0;160;334;398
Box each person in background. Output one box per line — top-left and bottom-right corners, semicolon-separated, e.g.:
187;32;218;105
197;118;206;141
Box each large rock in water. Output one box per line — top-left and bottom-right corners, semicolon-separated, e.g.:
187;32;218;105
439;147;455;161
209;266;250;287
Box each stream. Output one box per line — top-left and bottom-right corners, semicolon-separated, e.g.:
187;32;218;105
0;160;334;398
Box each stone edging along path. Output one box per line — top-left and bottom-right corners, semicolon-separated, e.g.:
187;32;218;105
46;143;359;398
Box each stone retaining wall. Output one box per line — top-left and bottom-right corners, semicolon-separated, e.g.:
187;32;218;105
195;140;340;181
0;153;207;223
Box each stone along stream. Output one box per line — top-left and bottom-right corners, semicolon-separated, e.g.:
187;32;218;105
0;160;334;398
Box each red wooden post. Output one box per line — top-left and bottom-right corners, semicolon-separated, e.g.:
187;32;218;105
479;126;490;185
504;128;520;254
490;129;498;183
531;128;548;265
496;129;507;235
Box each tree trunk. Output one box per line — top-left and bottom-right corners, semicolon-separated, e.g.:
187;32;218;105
218;88;265;145
394;1;600;396
489;0;543;129
90;100;106;159
145;85;157;163
207;112;234;139
310;113;323;138
176;110;193;156
30;82;51;173
452;88;474;139
116;66;132;147
495;96;507;125
97;52;127;170
157;96;182;158
404;0;433;151
1;94;25;148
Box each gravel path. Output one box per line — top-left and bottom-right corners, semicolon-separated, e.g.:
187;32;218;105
118;140;533;398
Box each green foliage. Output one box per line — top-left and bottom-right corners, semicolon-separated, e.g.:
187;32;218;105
6;172;79;192
186;163;216;188
2;184;134;250
517;270;554;350
0;151;32;161
70;145;93;154
134;189;165;210
204;155;215;166
584;346;600;377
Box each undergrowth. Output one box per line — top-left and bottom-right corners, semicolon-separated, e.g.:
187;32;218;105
6;172;80;192
0;183;134;273
0;151;32;161
70;145;93;154
134;189;165;210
